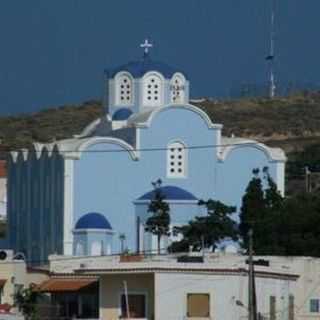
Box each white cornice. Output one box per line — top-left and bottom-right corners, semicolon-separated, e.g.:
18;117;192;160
128;104;223;130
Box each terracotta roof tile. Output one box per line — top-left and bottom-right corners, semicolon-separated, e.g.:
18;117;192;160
37;278;97;292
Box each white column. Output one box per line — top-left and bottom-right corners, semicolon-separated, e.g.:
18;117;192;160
63;159;74;255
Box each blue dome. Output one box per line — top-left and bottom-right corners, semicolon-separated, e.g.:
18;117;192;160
112;108;133;121
108;56;186;79
138;186;197;201
75;212;112;230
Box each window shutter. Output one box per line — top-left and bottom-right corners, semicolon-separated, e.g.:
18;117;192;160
187;293;210;317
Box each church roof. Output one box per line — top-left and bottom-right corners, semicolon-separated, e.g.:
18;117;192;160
137;186;197;201
112;108;133;121
108;56;186;79
75;212;112;230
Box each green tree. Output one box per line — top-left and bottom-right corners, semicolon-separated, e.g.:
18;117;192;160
14;284;42;320
169;200;237;253
277;192;320;256
239;169;265;250
145;179;170;254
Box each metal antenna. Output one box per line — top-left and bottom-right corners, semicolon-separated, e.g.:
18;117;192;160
266;0;276;98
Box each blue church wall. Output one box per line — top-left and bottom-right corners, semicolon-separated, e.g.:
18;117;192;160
73;107;220;252
216;146;281;213
138;107;220;200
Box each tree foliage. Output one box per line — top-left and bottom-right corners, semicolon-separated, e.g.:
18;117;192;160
169;200;237;253
239;168;285;254
14;284;42;320
240;167;320;257
145;179;170;254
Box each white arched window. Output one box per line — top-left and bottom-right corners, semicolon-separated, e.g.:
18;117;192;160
91;241;102;256
76;242;84;256
143;73;163;107
170;73;186;104
167;141;187;178
115;73;133;105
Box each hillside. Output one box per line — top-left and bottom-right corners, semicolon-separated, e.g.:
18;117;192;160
1;92;320;194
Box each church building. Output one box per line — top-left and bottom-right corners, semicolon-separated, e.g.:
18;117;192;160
7;41;286;264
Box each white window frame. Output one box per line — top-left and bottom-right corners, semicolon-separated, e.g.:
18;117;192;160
142;72;164;107
167;140;188;178
115;72;134;106
170;72;186;104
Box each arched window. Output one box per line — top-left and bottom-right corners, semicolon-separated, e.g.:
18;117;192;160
76;242;84;256
167;141;187;178
143;73;163;107
91;241;102;256
170;73;186;104
115;73;133;105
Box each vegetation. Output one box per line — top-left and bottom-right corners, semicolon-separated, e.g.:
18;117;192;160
0;92;319;190
145;179;170;254
0;100;102;156
239;168;284;254
169;200;237;253
14;284;43;320
239;170;320;257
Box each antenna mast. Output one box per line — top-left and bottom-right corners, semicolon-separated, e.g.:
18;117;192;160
267;0;276;98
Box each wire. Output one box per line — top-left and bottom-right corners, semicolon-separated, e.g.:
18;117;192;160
2;141;273;154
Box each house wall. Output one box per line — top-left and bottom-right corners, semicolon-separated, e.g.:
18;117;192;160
99;273;154;320
0;260;48;305
154;272;294;320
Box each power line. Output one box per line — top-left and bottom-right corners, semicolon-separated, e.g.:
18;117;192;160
2;141;272;154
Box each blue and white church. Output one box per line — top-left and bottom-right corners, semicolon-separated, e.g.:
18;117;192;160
7;41;286;264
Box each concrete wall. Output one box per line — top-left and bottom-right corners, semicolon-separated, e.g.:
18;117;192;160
154;272;294;320
0;260;48;305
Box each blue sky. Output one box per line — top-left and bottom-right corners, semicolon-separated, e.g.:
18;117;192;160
0;0;319;115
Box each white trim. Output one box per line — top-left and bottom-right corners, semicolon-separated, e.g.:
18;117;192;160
141;71;165;107
218;141;286;163
170;72;187;104
114;71;135;107
75;137;139;161
130;104;222;130
77;118;102;138
63;159;74;255
73;228;114;235
167;140;188;179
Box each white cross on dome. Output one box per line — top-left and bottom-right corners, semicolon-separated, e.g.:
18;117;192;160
140;39;153;55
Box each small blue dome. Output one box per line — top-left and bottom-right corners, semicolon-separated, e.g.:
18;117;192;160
138;186;197;201
112;108;133;121
75;212;112;230
108;56;186;79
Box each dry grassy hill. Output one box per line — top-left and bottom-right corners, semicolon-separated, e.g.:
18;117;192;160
1;92;320;194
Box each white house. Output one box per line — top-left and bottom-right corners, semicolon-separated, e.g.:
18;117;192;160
46;252;310;320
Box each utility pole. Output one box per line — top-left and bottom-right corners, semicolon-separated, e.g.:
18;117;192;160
123;281;130;318
305;166;311;193
248;229;258;320
266;0;276;98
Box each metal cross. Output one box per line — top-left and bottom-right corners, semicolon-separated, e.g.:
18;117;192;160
140;39;153;55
